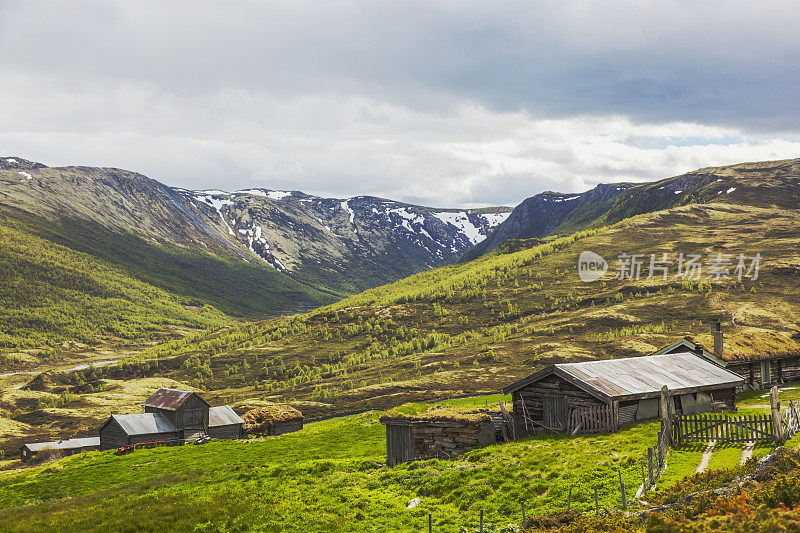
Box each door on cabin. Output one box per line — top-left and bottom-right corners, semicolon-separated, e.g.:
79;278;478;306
542;396;569;431
386;423;414;466
761;361;772;386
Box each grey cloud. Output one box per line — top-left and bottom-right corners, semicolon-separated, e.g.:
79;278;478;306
1;1;799;207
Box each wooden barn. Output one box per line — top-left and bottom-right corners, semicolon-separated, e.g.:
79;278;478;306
241;404;303;436
208;405;245;440
502;352;744;436
654;322;800;390
99;413;180;451
99;388;242;451
142;388;210;441
20;437;100;462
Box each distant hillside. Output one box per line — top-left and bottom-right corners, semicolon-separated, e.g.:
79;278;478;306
84;157;799;423
465;158;800;260
0;156;510;311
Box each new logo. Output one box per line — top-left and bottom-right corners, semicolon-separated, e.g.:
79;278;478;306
578;251;608;282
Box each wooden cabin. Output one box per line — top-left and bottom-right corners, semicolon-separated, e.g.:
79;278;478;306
142;388;210;441
208;405;245;440
20;437;100;462
654;322;800;390
501;352;744;436
241;404;304;436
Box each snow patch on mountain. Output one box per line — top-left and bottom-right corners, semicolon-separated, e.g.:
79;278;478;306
238;189;293;200
194;192;236;236
18;171;32;180
433;212;483;245
477;212;511;226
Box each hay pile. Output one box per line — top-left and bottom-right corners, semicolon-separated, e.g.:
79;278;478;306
242;404;303;435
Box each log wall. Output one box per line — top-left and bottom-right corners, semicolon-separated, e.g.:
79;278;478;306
511;374;605;436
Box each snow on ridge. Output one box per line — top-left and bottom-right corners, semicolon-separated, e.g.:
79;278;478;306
5;158;17;164
433;211;483;245
553;195;580;203
341;200;356;224
18;171;32;180
726;187;736;194
194;192;235;236
237;188;293;200
477;211;510;226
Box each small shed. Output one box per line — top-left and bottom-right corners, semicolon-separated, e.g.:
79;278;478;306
208;405;245;440
241;404;303;436
20;437;100;462
379;409;497;466
502;352;744;436
142;388;210;441
98;413;179;451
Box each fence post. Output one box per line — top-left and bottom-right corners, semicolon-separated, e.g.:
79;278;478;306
594;485;599;515
771;385;784;440
428;513;432;533
660;385;672;447
647;447;654;486
521;502;526;529
479;509;483;533
618;469;627;510
567;487;572;511
640;461;647;497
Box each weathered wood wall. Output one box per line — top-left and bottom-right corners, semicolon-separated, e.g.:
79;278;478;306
271;419;303;436
99;419;129;451
511;374;605;436
208;424;241;440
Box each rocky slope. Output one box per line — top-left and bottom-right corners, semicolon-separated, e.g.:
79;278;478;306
464;158;800;260
0;157;511;306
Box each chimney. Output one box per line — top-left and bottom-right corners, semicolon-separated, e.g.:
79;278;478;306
713;321;723;356
694;343;704;356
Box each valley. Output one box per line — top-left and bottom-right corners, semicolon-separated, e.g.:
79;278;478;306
1;157;799;464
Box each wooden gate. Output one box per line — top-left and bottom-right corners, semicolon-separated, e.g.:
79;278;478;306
568;404;614;435
543;396;569;431
673;413;776;444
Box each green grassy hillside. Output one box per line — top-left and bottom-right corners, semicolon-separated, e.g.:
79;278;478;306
0;213;232;359
0;397;660;532
0;391;794;532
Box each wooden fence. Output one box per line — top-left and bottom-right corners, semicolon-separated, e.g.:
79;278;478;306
567;404;615;435
672;413;776;444
641;417;670;492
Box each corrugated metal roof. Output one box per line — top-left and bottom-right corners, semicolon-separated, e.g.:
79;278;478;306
209;405;244;427
556;352;743;399
142;388;197;411
112;413;177;435
503;351;744;399
23;437;100;453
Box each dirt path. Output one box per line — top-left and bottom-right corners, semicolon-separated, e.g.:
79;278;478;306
696;440;717;473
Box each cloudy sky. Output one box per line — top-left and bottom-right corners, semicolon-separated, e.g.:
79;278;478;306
1;1;799;207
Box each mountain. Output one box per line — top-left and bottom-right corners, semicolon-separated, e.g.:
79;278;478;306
0;156;511;312
465;158;800;260
183;189;510;294
100;157;800;419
